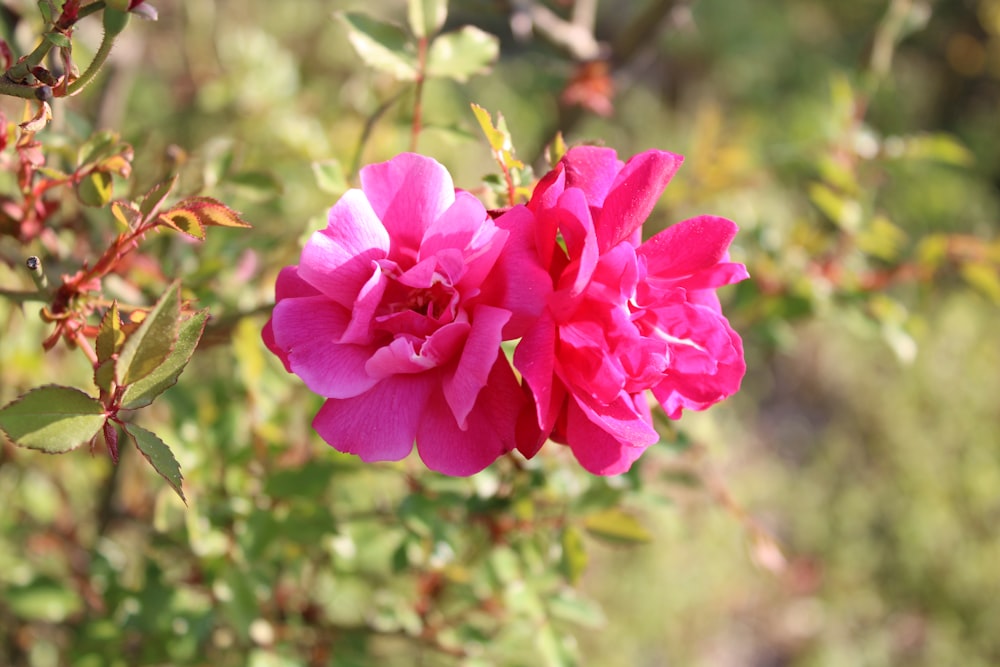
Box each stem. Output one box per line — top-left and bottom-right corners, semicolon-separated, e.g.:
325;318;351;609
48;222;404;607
410;36;429;152
66;24;118;95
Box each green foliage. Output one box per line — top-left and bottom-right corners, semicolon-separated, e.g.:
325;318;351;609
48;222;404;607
2;0;1000;665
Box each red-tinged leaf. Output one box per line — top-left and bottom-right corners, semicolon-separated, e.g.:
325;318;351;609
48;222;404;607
140;175;178;218
0;386;106;453
111;201;142;229
103;421;119;464
124;423;185;503
19;101;52;132
168;196;252;229
157;209;205;240
97;152;133;178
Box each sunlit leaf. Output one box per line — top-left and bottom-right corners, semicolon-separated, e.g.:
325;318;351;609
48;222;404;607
140;175;178;218
163;196;252;229
0;385;105;453
111;201;142;229
583;508;652;544
121;310;208;409
339;12;418;80
312;158;349;195
426;26;498;82
408;0;447;38
116;282;181;387
125;423;185;503
75;171;114;207
96;301;124;365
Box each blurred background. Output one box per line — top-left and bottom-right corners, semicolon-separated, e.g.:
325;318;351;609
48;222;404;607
1;0;999;665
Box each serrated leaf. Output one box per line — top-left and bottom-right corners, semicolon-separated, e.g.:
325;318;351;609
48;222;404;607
583;509;652;544
121;310;208;409
140;175;178;218
312;159;348;195
111;201;142;229
157;208;205;239
471;103;506;152
163;196;252;230
38;1;54;25
408;0;447;38
426;26;499;82
125;423;185;503
339;12;418;80
116;282;181;386
75;171;114;207
96;301;124;365
0;386;105;453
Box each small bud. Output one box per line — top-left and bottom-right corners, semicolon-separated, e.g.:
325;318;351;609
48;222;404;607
26;256;40;271
34;85;53;102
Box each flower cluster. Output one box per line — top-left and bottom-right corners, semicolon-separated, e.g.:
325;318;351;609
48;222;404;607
263;148;748;476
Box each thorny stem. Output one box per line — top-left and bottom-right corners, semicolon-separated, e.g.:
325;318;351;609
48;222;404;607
66;19;120;95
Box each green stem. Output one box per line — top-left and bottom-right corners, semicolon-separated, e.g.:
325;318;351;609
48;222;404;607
65;24;118;95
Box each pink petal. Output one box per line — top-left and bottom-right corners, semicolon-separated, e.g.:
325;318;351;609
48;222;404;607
360;153;454;256
270;296;378;398
420;190;491;258
478;206;552;338
365;321;470;378
561;146;624;208
566;398;648;475
569;387;660;448
638;215;739;280
513;310;560;433
416;354;521;475
299;189;389;308
553;188;600;299
597;150;682;253
274;265;319;300
442;305;511;428
313;375;433;462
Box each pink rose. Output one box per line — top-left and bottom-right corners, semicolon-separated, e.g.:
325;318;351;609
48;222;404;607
263;153;546;475
514;147;748;474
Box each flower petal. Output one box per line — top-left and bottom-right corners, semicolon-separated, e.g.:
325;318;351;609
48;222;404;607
360;153;454;256
443;304;511;427
638;215;739;280
271;296;378;398
313;375;433;462
566;398;648;475
597;149;682;252
416;354;521;475
561;146;623;208
299;189;389;309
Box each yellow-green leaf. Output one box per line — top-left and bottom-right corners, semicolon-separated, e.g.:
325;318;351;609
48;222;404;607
96;301;124;365
121;310;208;409
116;282;181;387
75;171;114;207
583;509;652;544
408;0;447;38
0;386;105;453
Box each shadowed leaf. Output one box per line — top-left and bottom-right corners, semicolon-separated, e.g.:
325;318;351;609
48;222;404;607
0;386;105;453
121;310;208;409
116;282;180;386
125;423;186;503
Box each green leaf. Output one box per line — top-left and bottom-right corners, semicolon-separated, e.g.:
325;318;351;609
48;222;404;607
583;509;653;544
140;175;178;218
6;576;84;622
426;26;499;82
116;282;181;387
559;526;588;584
43;31;71;48
546;589;606;629
338;12;418;80
0;386;105;453
125;423;185;503
311;159;348;195
121;310;208;409
157;208;205;239
75;171;114;207
38;1;54;25
96;301;124;365
408;0;447;38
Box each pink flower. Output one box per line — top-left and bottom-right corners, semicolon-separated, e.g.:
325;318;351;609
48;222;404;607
263;153;547;475
514;147;748;474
